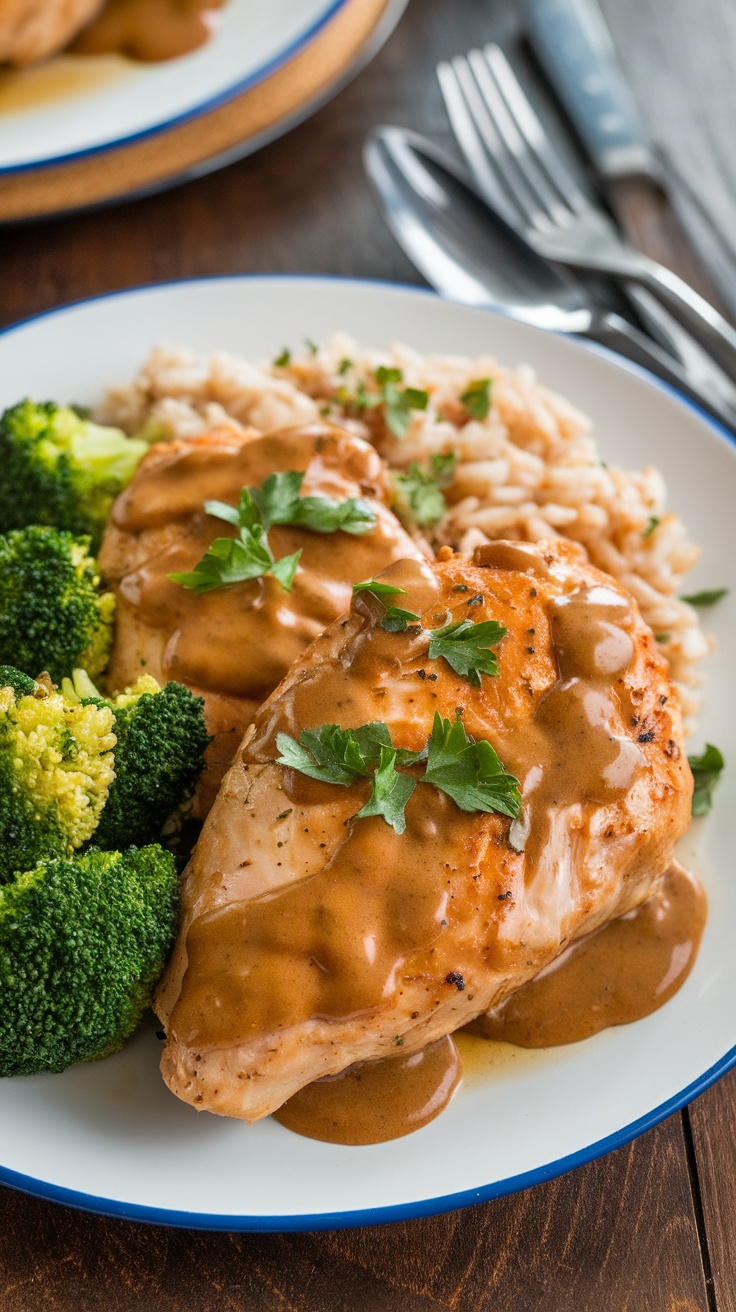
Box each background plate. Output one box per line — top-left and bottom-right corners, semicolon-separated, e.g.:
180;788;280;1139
0;0;348;170
0;276;732;1231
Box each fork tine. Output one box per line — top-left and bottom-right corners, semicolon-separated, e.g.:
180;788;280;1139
468;48;572;230
436;60;519;223
483;44;589;217
440;52;551;232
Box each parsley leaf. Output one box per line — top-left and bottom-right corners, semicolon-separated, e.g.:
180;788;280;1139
688;743;724;816
276;724;374;785
353;578;420;633
273;348;291;368
169;526;301;595
252;471;376;536
339;366;429;438
393;452;457;528
460;378;492;421
423;713;521;817
681;588;729;606
428;617;507;687
643;516;660;539
355;746;417;834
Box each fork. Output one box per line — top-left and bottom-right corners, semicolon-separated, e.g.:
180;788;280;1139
437;44;736;386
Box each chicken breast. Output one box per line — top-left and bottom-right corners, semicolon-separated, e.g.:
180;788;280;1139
99;424;425;810
156;539;693;1121
0;0;103;64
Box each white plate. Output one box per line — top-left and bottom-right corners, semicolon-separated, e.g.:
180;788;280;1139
0;276;733;1231
0;0;348;171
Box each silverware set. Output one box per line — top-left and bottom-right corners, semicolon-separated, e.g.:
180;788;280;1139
365;6;736;432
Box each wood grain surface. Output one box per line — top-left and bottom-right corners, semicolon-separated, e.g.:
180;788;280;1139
0;0;734;1307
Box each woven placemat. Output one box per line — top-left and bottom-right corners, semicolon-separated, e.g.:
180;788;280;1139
0;0;395;221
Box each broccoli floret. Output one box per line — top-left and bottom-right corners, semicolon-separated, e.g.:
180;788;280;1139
0;526;115;683
0;845;178;1076
63;671;211;849
0;671;116;884
0;401;147;550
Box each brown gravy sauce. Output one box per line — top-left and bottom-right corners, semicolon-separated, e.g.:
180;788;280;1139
70;0;224;63
169;546;700;1145
274;1037;462;1146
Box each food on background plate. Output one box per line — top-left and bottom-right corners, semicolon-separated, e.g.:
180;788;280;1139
155;541;697;1137
0;0;225;66
99;423;426;811
0;0;104;65
0;331;724;1143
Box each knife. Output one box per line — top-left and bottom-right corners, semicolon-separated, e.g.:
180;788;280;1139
524;0;736;410
524;0;721;303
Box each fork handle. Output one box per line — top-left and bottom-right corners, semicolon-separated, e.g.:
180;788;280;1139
586;311;736;433
629;260;736;387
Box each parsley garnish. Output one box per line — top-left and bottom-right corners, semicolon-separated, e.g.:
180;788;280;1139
170;472;375;595
169;509;301;594
275;716;520;830
688;743;724;816
393;452;457;528
423;713;520;817
338;357;353;375
355;746;418;834
339;366;429;439
353;578;420;632
428;618;507;687
274;348;291;367
460;378;492;421
305;337;319;355
643;516;660;539
681;588;729;606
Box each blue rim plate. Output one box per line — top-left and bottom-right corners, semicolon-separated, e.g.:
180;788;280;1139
0;0;351;174
0;275;733;1232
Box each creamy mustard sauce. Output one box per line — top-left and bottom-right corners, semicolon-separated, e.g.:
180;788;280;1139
274;1037;462;1146
163;543;699;1142
473;861;705;1047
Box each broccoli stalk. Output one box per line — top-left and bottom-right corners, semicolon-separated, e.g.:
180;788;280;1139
0;671;116;884
63;670;211;848
0;526;115;684
0;845;178;1076
0;401;147;550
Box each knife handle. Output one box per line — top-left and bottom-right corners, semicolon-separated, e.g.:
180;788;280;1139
525;0;657;180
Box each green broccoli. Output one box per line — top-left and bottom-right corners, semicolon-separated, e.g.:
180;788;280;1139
0;526;115;683
63;670;211;849
0;401;147;550
0;670;116;884
0;845;178;1076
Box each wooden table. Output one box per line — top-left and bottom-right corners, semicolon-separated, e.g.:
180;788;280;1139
1;0;735;1307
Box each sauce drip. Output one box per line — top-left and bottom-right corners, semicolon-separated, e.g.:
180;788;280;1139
71;0;224;62
474;862;706;1047
274;1037;461;1145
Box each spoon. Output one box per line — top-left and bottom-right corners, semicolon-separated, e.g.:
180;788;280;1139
363;126;736;432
